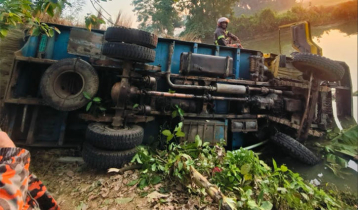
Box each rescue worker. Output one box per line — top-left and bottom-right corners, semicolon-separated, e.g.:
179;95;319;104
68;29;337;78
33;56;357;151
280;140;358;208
0;131;60;210
214;17;243;48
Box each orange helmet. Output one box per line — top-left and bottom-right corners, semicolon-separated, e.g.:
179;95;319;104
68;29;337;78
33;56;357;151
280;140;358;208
217;17;230;26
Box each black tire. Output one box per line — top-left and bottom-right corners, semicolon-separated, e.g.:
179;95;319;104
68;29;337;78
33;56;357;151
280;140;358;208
105;27;158;49
82;142;137;169
86;123;144;151
271;132;320;165
40;58;99;111
292;53;345;81
102;42;156;63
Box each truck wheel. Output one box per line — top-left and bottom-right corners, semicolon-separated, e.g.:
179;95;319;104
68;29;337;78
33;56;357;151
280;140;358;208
40;58;99;111
102;42;156;63
292;53;345;81
82;142;137;169
105;27;158;49
271;132;320;165
86;123;144;151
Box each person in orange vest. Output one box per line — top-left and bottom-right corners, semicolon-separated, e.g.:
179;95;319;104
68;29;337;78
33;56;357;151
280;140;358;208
0;131;59;210
214;17;243;48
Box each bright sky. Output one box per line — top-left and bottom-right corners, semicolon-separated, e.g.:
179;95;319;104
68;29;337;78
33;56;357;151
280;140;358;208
82;0;139;28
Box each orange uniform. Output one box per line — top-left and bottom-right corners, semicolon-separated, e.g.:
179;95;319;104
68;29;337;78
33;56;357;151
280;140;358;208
0;148;59;210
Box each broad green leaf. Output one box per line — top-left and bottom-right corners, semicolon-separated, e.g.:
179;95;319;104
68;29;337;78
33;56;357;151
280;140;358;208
31;27;41;36
0;29;8;37
195;135;202;147
174;122;183;132
151;164;156;171
280;165;288;172
178;108;184;117
86;102;92;111
327;154;336;163
83;92;92;100
247;200;258;208
138;178;148;189
48;29;54;37
167;134;174;141
203;142;210;147
171;110;178;118
260;201;273;210
162;130;172;136
93;97;101;102
133;104;139;109
168;89;175;93
241;164;251;175
150;176;162;185
244;174;252;181
176;131;185;138
336;156;348;167
99;106;106;111
272;159;277;171
178;161;183;171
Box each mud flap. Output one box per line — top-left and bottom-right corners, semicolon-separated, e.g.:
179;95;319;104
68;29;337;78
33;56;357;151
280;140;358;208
335;62;357;129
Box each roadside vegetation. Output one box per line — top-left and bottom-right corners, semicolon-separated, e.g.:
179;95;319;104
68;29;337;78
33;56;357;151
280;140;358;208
122;121;358;209
132;0;358;41
231;1;358;40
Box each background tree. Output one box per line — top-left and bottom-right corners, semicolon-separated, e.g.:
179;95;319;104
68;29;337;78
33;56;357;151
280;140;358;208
178;0;238;40
0;0;69;38
132;0;182;36
233;0;297;16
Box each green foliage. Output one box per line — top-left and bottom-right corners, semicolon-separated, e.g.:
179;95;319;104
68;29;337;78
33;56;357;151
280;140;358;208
85;14;105;31
132;0;182;36
132;136;355;209
171;104;184;119
177;0;238;39
30;17;60;37
161;122;185;143
83;92;106;114
233;0;296;16
231;2;358;40
0;0;67;38
316;125;358;178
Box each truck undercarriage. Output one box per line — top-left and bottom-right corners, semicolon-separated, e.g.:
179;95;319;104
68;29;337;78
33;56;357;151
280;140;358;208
0;22;355;169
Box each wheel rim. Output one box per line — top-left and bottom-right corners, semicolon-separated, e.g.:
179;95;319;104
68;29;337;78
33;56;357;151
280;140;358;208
53;71;85;99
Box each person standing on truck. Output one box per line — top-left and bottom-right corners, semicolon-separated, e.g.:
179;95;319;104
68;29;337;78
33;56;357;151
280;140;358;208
214;17;243;49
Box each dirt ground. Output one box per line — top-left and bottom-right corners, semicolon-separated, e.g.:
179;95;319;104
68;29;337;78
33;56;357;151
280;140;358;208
29;148;218;210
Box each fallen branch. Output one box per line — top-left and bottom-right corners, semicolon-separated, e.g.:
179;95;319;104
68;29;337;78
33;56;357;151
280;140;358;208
108;164;142;174
188;165;236;210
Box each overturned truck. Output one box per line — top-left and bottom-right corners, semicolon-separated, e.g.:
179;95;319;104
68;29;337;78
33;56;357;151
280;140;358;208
1;22;355;169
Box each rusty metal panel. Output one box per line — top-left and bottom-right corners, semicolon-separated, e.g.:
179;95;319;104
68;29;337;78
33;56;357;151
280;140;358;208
231;119;258;132
182;119;227;145
67;28;103;57
284;98;302;112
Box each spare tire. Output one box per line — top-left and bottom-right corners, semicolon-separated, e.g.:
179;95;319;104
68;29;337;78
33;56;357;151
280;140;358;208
292;53;345;81
86;123;144;151
105;27;158;49
102;42;156;63
40;58;99;111
271;132;320;165
82;142;137;169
